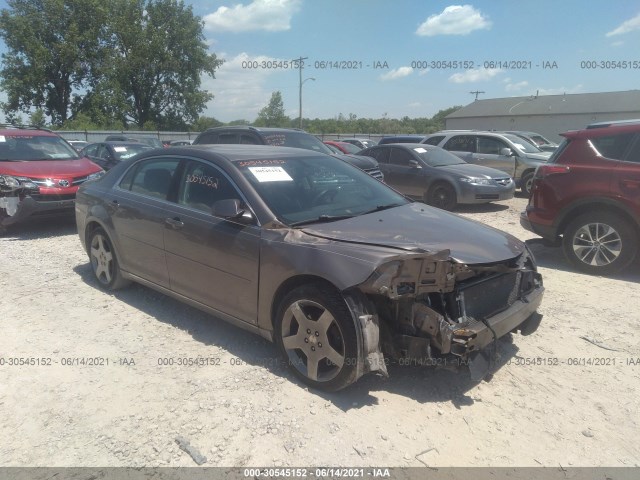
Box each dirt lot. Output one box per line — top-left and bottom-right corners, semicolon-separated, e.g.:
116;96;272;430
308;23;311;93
1;195;639;468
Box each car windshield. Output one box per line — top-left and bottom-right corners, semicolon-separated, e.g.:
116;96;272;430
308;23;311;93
113;144;153;160
0;135;80;161
412;147;466;167
235;155;409;225
261;131;334;155
503;134;543;153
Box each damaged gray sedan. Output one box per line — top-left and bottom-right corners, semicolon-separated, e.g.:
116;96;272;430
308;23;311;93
76;145;544;391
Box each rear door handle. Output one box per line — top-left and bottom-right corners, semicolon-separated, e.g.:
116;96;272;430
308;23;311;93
165;217;184;229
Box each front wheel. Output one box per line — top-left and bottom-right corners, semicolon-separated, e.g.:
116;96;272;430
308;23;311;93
88;227;130;290
562;212;638;275
427;183;457;211
275;284;360;391
520;171;535;196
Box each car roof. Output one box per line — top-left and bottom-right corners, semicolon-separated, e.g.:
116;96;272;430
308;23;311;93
203;126;306;133
162;144;328;163
0;127;58;136
374;143;437;149
103;141;151;146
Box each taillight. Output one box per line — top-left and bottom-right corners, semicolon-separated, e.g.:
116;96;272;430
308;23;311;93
534;165;570;178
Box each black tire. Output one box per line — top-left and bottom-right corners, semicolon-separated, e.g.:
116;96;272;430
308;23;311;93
274;283;360;391
427;182;457;211
562;211;638;275
521;171;535;196
88;227;130;290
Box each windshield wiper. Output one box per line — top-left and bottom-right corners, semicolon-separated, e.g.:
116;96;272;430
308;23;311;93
290;214;355;227
359;203;403;215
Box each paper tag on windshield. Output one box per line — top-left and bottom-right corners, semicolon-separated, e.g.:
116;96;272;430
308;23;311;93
413;147;427;153
0;136;5;142
248;166;293;182
114;147;127;152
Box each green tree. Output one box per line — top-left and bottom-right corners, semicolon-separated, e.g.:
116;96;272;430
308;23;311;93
103;0;223;129
255;91;290;127
0;0;107;126
192;116;223;131
29;109;47;128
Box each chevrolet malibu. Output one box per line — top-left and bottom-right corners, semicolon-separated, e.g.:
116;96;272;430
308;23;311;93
76;145;544;391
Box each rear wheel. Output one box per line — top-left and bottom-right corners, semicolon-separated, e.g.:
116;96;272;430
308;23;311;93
88;227;130;290
427;183;457;211
562;211;637;275
275;284;359;391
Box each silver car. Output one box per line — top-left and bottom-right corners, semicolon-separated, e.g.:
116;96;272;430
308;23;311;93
422;131;551;195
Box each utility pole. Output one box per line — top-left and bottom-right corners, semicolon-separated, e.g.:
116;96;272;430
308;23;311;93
470;90;485;101
296;56;309;129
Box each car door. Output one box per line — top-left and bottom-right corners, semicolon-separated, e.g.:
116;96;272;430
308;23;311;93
109;157;181;287
386;147;425;197
470;135;516;176
163;159;260;323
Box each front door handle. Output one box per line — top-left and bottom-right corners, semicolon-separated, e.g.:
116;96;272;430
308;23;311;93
165;217;184;229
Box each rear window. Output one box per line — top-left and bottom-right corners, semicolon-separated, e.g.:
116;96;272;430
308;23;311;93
547;139;570;164
590;133;635;160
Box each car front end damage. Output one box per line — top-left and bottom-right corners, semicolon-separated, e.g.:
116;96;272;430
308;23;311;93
355;247;544;380
0;173;102;230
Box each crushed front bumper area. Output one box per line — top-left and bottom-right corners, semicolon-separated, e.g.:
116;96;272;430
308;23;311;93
0;195;76;227
357;248;544;377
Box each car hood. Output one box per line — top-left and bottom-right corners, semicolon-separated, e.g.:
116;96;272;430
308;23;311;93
333;153;378;169
436;163;510;179
0;158;102;178
300;202;525;264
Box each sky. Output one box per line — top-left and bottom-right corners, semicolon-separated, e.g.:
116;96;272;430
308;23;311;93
1;0;640;123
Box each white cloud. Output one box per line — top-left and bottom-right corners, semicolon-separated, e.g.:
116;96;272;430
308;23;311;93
449;67;502;83
204;0;301;32
505;80;529;92
379;67;413;81
611;40;625;47
408;102;422;108
201;52;291;121
418;69;430;76
416;5;491;36
606;13;640;36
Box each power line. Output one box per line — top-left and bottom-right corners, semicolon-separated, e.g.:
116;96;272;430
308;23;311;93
470;90;485;101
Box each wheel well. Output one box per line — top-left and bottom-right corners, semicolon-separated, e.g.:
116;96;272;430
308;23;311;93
270;275;341;328
521;168;535;178
84;221;103;252
425;180;455;197
558;202;640;237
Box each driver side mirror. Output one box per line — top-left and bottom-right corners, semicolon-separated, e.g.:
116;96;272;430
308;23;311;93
500;147;514;157
212;198;254;224
409;159;422;169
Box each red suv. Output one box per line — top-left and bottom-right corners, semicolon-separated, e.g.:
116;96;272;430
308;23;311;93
521;119;640;275
0;127;104;234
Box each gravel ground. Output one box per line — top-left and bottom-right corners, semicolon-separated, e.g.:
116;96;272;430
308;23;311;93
1;195;639;468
